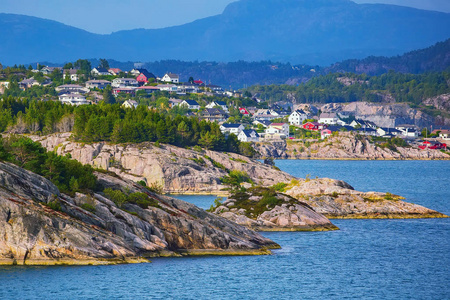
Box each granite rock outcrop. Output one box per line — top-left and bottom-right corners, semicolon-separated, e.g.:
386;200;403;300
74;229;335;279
0;161;279;265
30;133;294;194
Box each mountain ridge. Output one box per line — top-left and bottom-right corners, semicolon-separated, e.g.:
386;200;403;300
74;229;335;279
1;0;449;66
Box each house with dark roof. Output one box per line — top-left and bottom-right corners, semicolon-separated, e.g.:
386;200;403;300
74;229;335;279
41;66;62;75
377;127;402;137
85;80;111;89
206;101;228;112
350;119;377;129
200;108;229;122
289;109;309;125
180;99;200;110
220;123;245;135
238;130;260;142
91;67;110;76
136;69;157;84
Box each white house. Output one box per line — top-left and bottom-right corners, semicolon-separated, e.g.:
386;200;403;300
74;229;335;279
63;69;81;82
85;80;111;89
238;130;260;142
59;93;89;106
122;100;138;109
180;100;200;110
321;129;332;139
206;101;228;112
91;67;110;76
288;109;309;125
112;78;139;88
438;130;450;140
161;73;180;84
319;113;339;125
55;84;89;94
220;124;245;136
265;123;290;139
157;84;178;92
377;127;402;137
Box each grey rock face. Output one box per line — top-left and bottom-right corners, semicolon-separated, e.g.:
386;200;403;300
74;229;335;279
0;162;278;265
31;133;294;194
284;178;448;219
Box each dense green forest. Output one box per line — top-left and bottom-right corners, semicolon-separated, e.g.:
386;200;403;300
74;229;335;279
0;135;97;195
245;71;450;106
0;98;254;155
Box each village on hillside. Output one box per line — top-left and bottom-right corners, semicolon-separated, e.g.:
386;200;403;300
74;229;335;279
0;62;448;150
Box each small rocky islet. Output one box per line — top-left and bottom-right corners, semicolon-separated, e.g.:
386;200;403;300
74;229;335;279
0;136;447;265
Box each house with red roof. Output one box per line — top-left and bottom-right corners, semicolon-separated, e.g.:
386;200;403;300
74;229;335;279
239;108;250;115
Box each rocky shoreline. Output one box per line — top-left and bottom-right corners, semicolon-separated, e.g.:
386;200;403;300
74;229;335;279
254;133;450;160
0;161;278;266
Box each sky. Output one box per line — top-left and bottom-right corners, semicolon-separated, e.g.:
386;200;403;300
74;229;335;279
1;0;449;34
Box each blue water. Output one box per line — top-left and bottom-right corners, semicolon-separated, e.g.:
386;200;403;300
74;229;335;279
1;161;449;299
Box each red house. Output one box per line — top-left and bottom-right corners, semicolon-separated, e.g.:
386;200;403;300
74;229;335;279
303;122;325;131
418;141;447;150
239;107;250;115
136;69;156;84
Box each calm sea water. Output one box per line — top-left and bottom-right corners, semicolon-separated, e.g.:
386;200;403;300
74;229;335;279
1;160;449;299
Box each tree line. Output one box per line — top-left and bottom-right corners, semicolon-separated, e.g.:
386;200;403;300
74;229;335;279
0;98;254;156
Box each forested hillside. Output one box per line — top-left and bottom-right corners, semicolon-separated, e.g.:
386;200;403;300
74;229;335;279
245;71;450;107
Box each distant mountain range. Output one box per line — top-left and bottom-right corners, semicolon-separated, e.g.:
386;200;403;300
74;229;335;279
1;0;450;66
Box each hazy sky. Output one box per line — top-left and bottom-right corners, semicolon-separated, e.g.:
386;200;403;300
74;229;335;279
1;0;449;34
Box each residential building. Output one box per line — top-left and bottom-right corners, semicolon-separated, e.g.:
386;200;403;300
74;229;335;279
108;68;122;75
41;66;62;75
350;119;377;129
321;129;332;139
252;120;272;128
438;130;450;140
377;127;402;137
113;87;136;97
265;123;289;139
85;80;111;89
112;78;139;88
63;69;81;82
303;122;325;131
239;108;250;116
180;100;200;110
319;112;339;125
55;84;89;94
355;127;378;136
91;67;110;76
288;109;309;126
238;130;260;142
161;73;180;84
220;124;245;136
135;86;160;94
136;69;157;84
206;84;224;94
157;84;178;92
122;100;138;109
59;93;89;106
178;83;199;94
206;101;228;112
169;98;183;107
200;108;229;122
19;77;51;89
